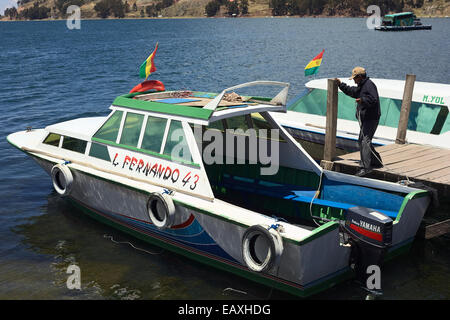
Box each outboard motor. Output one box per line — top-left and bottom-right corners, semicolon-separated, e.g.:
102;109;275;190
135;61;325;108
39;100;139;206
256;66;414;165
343;206;393;291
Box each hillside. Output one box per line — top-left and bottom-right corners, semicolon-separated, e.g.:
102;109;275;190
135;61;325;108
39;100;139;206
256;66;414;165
2;0;449;20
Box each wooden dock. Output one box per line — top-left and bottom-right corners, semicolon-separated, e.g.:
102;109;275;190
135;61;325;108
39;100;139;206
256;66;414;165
332;143;450;196
319;76;450;239
329;143;450;239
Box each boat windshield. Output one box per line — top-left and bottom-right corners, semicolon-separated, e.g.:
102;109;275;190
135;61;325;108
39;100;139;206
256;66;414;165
92;110;194;165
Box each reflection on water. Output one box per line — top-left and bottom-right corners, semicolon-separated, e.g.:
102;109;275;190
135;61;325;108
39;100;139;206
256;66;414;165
11;193;288;300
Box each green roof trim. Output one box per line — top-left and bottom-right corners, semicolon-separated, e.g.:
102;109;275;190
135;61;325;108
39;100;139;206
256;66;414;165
112;95;214;120
385;12;413;17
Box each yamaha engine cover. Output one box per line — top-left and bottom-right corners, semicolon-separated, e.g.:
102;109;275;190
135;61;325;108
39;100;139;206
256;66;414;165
344;206;393;289
345;206;393;247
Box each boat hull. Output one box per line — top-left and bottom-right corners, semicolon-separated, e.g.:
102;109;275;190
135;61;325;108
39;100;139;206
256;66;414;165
31;154;354;298
375;25;432;31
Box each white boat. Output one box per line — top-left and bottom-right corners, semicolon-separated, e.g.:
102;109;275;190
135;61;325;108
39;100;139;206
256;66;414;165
7;80;431;297
272;78;450;159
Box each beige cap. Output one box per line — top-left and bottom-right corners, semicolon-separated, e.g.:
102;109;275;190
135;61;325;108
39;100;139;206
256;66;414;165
349;67;366;79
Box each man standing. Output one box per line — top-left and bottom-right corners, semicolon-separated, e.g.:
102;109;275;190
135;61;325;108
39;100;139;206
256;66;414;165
335;67;383;177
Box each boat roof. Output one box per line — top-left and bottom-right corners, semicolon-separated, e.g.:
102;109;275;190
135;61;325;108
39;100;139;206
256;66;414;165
45;117;105;140
385;12;414;18
305;78;450;108
110;81;290;125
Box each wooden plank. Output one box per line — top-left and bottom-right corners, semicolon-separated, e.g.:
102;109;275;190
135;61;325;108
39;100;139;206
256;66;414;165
337;143;411;161
401;156;450;177
416;167;450;180
396;74;416;144
432;172;450;184
377;144;425;158
323;79;338;161
380;144;435;159
337;151;360;160
373;143;407;153
376;144;413;156
424;219;450;239
381;146;437;165
382;152;449;170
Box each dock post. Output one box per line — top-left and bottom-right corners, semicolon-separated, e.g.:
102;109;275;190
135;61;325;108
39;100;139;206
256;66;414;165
321;79;338;169
396;74;416;144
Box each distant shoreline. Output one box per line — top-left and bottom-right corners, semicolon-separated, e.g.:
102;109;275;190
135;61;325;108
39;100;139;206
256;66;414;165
1;15;449;22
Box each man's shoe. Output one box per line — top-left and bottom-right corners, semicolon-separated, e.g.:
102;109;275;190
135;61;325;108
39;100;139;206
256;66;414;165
355;168;373;177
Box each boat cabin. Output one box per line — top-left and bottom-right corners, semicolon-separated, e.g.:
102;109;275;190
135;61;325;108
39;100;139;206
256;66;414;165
40;81;420;227
288;78;450;138
381;12;416;26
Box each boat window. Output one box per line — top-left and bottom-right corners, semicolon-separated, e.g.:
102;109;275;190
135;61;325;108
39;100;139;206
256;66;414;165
163;120;193;163
141;116;168;153
93;110;123;142
43;133;61;147
289;88;449;135
224;113;285;142
225;115;251;131
89;142;111;162
62;136;87;154
119;112;144;147
207;120;225;131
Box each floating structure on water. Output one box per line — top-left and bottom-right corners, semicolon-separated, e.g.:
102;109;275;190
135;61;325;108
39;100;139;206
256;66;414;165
273;78;450;159
375;12;432;31
7;80;431;297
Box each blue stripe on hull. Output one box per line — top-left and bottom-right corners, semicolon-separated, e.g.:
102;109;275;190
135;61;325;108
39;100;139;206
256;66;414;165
75;198;238;264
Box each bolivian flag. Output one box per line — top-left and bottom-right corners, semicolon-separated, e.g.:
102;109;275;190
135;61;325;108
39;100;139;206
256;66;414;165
304;49;324;76
139;43;159;80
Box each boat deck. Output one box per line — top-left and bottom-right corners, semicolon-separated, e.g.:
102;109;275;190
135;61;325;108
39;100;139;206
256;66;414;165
333;143;450;189
332;143;450;239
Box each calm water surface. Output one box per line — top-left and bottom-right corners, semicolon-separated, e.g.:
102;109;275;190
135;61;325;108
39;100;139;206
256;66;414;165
0;18;449;300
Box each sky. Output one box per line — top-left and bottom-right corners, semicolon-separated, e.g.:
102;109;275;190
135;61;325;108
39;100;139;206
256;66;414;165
1;0;17;16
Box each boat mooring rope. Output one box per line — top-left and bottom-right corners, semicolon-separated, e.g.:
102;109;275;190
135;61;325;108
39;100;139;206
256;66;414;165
222;287;247;295
103;234;164;255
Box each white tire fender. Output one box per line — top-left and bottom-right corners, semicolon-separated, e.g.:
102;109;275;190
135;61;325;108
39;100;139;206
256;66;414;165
51;163;73;196
147;192;176;229
242;224;284;273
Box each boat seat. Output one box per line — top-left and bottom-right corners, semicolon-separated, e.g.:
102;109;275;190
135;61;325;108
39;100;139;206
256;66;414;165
221;174;398;219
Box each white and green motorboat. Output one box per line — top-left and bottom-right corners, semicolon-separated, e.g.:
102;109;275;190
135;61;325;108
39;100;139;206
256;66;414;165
7;80;431;297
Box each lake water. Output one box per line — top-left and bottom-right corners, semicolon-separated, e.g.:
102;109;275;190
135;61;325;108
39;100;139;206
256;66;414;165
0;18;449;300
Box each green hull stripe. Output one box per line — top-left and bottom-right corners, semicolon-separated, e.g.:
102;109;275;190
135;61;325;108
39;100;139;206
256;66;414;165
395;190;429;222
113;95;213;120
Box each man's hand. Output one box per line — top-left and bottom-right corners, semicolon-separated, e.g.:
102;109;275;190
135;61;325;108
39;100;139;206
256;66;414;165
334;78;341;85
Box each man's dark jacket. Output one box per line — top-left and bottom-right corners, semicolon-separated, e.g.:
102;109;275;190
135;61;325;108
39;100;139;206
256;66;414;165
338;77;381;122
